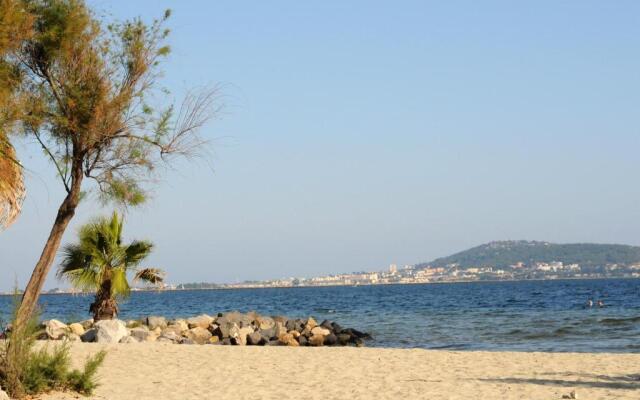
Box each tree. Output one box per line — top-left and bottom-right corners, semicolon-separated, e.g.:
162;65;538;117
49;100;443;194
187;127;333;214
57;212;163;321
0;0;217;326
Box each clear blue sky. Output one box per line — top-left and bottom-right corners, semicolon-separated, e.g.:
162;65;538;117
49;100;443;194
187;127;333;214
2;0;640;291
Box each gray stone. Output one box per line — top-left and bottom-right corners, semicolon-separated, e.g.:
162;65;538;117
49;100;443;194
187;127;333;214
159;330;182;343
214;321;240;339
79;319;94;330
94;320;129;343
298;335;308;346
217;311;253;328
130;326;151;342
146;316;167;330
181;338;196;345
337;333;351;345
258;326;276;339
81;328;97;343
274;321;288;338
323;333;338;346
247;331;264;345
45;319;68;340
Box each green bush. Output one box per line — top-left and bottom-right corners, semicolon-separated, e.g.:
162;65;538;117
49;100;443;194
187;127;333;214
0;296;106;398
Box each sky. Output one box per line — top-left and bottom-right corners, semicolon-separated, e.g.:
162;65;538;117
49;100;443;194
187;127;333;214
2;0;640;291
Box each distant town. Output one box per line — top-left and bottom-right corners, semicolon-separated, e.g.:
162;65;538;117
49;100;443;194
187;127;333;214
17;260;639;296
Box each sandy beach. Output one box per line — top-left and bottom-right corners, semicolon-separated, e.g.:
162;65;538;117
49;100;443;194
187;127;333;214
39;343;640;400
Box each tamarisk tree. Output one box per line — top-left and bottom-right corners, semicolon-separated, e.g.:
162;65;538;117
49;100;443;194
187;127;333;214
0;0;217;326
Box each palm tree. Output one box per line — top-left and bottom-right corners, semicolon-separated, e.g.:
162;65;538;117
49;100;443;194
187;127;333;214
57;212;165;321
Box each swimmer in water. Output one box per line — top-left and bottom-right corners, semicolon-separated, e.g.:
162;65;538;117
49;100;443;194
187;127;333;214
597;300;604;308
587;299;593;308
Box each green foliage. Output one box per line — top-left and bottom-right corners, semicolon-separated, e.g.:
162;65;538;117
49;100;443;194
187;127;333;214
421;240;640;269
0;296;106;398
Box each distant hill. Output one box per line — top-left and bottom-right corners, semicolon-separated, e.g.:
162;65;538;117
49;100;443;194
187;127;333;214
418;240;640;269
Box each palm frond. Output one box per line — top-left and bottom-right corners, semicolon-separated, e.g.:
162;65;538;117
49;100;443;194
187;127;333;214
124;240;153;267
133;268;165;285
0;134;25;230
110;267;130;298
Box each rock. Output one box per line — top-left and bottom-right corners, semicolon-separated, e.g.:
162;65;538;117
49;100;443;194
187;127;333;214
119;336;138;344
236;326;254;345
181;338;196;345
274;322;288;338
298;335;308;346
67;333;81;342
79;319;94;330
152;326;162;336
221;338;232;345
342;328;370;340
125;319;144;329
159;330;182;343
331;322;343;333
290;330;301;339
278;332;299;347
562;391;578;400
171;319;189;332
258;326;276;339
323;333;338;346
94;320;129;343
272;315;288;325
320;320;333;330
256;316;275;330
146;316;167;330
213;321;240;339
209;336;220;344
247;331;265;345
309;334;325;346
286;319;303;332
305;317;318;331
45;319;68;340
164;324;186;336
337;333;351;345
184;327;212;345
130;326;151;342
217;311;253;328
311;326;330;337
186;314;214;329
266;339;282;346
68;322;85;336
81;328;97;343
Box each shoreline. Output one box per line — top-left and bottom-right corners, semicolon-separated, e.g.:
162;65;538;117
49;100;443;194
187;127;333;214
2;276;637;297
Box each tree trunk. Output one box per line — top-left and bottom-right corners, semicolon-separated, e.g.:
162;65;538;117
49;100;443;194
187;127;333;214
15;162;83;327
90;279;118;321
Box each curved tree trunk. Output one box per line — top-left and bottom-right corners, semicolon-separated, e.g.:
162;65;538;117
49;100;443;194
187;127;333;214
15;162;83;327
90;279;118;321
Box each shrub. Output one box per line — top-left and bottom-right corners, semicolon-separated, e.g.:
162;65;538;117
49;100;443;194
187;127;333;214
0;296;106;398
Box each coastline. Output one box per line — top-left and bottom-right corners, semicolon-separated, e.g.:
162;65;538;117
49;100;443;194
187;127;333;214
41;343;640;400
3;276;637;297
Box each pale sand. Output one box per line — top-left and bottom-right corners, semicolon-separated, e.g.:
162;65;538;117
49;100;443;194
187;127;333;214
41;343;640;400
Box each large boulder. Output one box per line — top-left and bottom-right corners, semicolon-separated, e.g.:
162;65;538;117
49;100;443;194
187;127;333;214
323;333;338;346
186;314;214;329
304;317;318;331
45;319;68;340
94;320;129;343
213;321;240;340
68;323;85;336
119;336;138;344
146;316;167;330
171;319;189;332
130;326;151;342
79;319;94;330
159;330;182;343
184;327;212;345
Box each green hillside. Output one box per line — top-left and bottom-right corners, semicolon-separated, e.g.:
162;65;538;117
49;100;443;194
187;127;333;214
419;240;640;269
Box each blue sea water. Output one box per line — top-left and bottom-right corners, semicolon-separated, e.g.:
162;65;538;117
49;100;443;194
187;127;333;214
1;279;639;352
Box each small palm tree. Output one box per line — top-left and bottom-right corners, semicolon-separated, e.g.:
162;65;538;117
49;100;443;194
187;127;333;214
57;212;165;321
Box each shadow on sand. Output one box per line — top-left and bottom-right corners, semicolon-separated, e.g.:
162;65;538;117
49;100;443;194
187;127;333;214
481;372;640;390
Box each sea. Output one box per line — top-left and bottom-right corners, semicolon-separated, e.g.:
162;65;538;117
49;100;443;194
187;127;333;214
1;278;639;352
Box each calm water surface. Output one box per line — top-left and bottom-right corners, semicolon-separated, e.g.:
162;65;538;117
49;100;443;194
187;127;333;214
1;279;639;352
